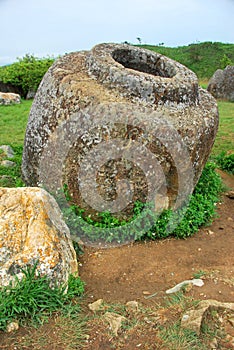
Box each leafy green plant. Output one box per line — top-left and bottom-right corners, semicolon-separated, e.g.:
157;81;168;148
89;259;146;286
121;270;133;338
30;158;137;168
213;151;234;174
0;263;84;331
219;54;233;69
60;162;222;244
0;54;54;97
192;270;206;279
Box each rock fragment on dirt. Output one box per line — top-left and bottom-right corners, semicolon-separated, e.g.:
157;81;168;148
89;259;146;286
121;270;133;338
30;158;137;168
103;312;126;336
0;187;78;287
165;278;204;294
181;299;234;335
126;300;139;313
6;321;19;333
226;190;234;199
88;299;104;312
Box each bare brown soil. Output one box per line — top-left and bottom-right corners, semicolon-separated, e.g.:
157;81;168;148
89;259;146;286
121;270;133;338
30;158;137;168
0;170;233;350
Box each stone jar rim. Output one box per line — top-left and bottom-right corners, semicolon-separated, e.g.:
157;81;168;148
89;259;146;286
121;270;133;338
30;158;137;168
85;43;199;106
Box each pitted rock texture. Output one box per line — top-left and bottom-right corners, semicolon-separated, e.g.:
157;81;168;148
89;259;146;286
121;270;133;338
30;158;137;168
207;65;234;101
0;187;78;287
22;43;219;222
0;92;21;105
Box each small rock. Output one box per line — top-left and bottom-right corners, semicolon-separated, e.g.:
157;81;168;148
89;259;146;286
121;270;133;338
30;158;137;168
126;301;139;313
184;283;193;293
143;291;151;295
0;175;14;185
1;160;16;168
0;92;21;105
181;299;234;335
103;312;126;336
88;299;103;312
209;337;218;349
226;191;234;199
182;314;189;322
166;279;204;294
6;321;19;333
0;145;14;158
228;317;234;327
208;230;214;235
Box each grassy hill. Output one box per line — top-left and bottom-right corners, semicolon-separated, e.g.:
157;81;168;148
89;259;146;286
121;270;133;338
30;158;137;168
140;41;234;79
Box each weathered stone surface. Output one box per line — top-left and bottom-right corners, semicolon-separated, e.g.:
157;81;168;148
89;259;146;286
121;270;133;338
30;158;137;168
181;299;234;335
103;312;126;336
207;65;234;101
0;187;78;287
0;145;15;159
22;43;218;225
1;160;16;168
88;299;104;312
26;89;36;100
0;92;21;105
126;300;139;313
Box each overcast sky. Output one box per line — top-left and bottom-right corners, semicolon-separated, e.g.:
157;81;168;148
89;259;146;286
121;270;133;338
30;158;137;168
0;0;234;65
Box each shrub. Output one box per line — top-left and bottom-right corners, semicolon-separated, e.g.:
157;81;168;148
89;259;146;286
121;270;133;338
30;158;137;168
0;54;54;97
61;162;222;243
219;54;233;69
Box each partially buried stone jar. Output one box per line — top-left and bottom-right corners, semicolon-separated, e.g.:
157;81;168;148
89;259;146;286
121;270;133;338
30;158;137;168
22;43;219;229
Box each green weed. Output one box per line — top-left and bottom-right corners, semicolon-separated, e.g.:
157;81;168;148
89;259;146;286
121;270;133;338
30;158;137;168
159;321;206;350
0;263;84;331
213;151;234;174
60;162;222;244
192;270;206;279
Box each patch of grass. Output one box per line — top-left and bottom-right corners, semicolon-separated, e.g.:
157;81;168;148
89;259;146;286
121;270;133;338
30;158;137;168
192;270;206;279
0;145;24;187
0;263;85;331
212;101;234;156
164;291;199;312
21;314;88;350
0;99;32;146
159;321;206;350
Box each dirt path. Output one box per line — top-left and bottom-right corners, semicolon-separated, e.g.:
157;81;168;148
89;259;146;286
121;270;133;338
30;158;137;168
79;170;234;305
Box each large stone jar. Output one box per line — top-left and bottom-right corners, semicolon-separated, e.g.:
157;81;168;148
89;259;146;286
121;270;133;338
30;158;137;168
22;43;218;230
